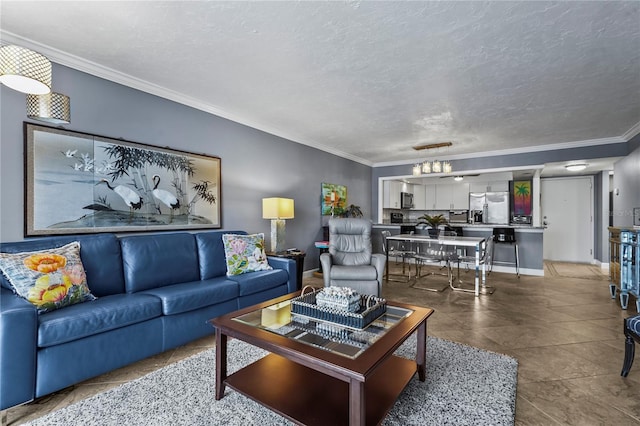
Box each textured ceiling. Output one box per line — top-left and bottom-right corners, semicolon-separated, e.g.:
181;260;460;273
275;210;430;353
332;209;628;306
1;1;639;166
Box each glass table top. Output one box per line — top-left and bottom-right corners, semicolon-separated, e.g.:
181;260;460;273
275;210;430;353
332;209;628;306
233;299;413;359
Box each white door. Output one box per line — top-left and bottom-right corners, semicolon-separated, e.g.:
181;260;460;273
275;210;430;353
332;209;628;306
541;177;593;262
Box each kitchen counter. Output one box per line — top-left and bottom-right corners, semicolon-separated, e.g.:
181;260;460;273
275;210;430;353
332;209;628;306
373;223;544;276
375;223;543;230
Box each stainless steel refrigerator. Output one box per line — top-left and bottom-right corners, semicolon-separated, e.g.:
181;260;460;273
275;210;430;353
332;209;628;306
469;192;510;224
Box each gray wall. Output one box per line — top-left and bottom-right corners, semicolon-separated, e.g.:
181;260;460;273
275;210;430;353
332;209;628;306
372;144;633;263
371;144;630;217
0;64;372;271
612;140;640;227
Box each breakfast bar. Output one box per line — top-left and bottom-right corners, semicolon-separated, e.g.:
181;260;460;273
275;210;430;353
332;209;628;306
385;233;490;296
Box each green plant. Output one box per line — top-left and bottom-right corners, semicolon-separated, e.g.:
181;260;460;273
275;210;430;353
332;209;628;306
417;214;448;228
341;204;363;218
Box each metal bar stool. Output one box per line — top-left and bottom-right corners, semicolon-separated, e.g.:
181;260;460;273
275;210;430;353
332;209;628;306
492;227;520;278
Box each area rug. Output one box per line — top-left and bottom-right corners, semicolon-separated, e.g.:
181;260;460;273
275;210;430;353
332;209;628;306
545;261;608;281
24;336;518;426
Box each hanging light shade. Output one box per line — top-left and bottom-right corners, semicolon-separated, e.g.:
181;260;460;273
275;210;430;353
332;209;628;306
432;160;442;173
0;45;52;94
412;164;422;176
26;92;70;124
422;161;431;174
442;161;452;174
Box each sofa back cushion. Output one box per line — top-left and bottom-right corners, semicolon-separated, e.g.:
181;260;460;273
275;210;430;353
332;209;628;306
120;233;200;293
0;234;125;297
196;230;246;280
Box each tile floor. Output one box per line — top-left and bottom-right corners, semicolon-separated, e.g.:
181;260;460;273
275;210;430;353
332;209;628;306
4;261;640;425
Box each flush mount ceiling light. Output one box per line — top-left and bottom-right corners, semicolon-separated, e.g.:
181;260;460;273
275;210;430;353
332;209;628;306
0;45;52;94
454;176;463;181
26;92;71;124
565;163;587;172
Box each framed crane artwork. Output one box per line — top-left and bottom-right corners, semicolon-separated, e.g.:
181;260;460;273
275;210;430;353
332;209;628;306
24;123;221;236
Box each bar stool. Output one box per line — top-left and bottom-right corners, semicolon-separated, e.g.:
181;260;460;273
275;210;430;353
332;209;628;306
492;227;519;278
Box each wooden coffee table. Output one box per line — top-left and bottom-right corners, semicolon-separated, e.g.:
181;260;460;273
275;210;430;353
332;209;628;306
210;292;434;426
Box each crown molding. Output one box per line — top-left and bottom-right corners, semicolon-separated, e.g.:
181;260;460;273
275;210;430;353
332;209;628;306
0;31;373;166
372;136;626;168
622;120;640;141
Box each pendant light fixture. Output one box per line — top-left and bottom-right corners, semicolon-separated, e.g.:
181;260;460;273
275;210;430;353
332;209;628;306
26;92;70;124
0;45;52;95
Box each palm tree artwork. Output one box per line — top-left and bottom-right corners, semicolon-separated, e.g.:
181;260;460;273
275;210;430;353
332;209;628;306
513;181;532;215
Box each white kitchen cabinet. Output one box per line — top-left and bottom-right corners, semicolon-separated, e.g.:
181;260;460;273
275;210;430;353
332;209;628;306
435;184;453;210
451;183;470;209
487;181;509;192
412;184;426;210
383;180;403;208
469;181;509;192
424;185;437;209
435;183;469;210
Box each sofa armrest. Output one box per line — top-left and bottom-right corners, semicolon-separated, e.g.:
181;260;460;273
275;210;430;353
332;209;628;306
320;253;332;288
0;287;37;410
267;257;297;293
371;253;387;295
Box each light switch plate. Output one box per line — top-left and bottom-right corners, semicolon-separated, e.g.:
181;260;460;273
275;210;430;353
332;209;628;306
634;207;640;226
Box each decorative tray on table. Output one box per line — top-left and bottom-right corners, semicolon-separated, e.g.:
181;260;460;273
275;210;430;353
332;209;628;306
290;286;387;330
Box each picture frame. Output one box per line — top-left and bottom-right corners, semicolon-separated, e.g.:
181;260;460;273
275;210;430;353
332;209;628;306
321;182;347;216
24;123;221;236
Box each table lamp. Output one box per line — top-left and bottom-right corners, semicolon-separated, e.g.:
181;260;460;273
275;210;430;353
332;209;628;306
262;197;294;253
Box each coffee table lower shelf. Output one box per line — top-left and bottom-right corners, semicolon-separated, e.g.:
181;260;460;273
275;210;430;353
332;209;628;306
224;352;418;426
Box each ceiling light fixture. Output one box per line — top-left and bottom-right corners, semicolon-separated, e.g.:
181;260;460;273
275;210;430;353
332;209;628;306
412;141;453;151
565;163;587;172
27;92;70;124
454;176;463;181
0;45;52;94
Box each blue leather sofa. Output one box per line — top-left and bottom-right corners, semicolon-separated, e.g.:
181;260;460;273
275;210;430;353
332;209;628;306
0;230;295;410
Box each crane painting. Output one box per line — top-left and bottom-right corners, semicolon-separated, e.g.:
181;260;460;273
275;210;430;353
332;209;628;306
25;124;221;236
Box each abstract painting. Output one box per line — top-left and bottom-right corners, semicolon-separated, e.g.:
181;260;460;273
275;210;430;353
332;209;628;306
321;182;347;216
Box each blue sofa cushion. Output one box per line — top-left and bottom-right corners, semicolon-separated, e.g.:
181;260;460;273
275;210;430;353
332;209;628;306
120;233;200;293
37;293;162;347
229;269;288;296
140;277;239;315
196;231;246;280
0;234;125;297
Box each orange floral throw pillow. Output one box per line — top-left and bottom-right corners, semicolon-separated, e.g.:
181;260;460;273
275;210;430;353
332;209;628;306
0;242;96;313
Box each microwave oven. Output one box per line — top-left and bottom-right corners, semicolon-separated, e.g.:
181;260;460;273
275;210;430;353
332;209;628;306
449;211;469;223
400;192;414;209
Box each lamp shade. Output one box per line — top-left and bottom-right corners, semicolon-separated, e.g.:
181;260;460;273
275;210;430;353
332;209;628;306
262;198;294;219
27;92;70;124
0;45;52;95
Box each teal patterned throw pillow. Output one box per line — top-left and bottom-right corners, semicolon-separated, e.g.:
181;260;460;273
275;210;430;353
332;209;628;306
0;242;96;313
222;233;273;276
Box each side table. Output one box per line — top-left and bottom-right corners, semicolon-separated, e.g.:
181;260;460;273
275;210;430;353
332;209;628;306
314;241;329;278
266;251;305;290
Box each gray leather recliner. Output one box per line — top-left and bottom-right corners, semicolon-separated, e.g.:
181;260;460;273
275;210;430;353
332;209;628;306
320;218;386;296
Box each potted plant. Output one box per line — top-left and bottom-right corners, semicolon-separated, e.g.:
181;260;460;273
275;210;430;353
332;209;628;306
342;204;363;218
417;214;448;238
